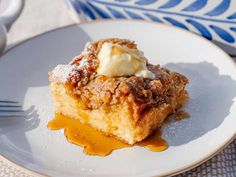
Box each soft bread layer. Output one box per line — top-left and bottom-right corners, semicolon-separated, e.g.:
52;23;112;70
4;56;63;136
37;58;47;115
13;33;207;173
50;82;188;144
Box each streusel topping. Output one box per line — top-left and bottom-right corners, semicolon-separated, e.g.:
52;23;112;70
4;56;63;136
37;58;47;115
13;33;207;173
49;38;188;114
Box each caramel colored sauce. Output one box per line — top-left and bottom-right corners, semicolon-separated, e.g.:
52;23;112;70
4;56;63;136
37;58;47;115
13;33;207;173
47;114;130;156
47;114;168;156
137;129;168;152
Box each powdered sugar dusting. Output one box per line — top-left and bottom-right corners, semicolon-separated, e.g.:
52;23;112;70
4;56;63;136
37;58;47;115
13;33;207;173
69;42;93;65
78;58;89;69
50;42;93;83
79;42;93;57
50;64;80;83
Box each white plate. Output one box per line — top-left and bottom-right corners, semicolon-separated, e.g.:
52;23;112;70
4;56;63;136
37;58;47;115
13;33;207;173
0;20;236;177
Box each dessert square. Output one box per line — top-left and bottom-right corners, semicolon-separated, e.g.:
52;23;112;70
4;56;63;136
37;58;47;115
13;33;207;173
49;38;189;145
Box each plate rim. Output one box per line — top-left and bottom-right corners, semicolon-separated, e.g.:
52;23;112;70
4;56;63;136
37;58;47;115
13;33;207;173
0;18;236;177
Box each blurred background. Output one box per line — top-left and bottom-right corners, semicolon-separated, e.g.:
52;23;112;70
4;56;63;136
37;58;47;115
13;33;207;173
6;0;78;49
5;0;236;56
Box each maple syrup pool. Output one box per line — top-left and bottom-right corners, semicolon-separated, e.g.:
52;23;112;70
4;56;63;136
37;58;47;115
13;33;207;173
48;114;168;156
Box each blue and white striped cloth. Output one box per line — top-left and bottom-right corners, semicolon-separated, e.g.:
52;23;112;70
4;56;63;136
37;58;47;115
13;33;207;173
67;0;236;56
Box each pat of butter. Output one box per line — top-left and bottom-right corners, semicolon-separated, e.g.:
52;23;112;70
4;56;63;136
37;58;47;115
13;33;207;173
97;42;155;79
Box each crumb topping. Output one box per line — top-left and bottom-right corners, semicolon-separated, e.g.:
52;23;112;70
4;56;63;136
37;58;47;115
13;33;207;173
49;38;189;115
49;65;81;83
49;38;137;85
175;110;190;120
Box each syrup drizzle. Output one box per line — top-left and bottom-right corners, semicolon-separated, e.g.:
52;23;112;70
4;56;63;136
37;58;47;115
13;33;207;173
48;114;168;156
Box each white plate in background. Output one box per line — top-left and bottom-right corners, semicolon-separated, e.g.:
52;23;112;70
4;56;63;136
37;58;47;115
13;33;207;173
0;20;236;177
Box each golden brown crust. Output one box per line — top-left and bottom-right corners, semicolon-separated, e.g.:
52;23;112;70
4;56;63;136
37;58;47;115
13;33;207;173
49;38;189;125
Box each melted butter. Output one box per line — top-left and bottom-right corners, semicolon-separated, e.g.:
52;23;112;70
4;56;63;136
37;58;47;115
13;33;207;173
111;44;145;62
48;114;168;156
97;42;155;79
